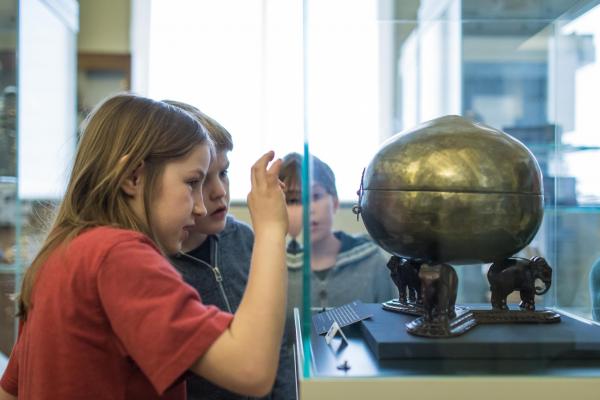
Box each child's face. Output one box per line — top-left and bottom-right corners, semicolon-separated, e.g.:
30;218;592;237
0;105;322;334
150;143;211;254
283;183;338;243
309;184;338;244
284;184;302;238
192;150;231;235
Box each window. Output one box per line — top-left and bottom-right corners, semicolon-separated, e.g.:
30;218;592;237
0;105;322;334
18;0;77;199
133;0;383;201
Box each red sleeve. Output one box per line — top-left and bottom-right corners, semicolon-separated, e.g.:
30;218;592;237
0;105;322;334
97;238;233;395
0;334;20;396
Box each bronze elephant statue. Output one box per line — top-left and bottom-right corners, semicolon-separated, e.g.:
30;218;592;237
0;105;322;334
387;256;422;304
487;256;552;311
419;263;458;322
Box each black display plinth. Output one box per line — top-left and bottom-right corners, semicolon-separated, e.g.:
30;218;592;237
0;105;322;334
360;303;600;360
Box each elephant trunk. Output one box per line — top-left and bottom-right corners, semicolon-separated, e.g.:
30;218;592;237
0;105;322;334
535;279;551;295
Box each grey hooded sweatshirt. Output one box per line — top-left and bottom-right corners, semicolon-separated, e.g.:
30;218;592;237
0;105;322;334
170;215;295;400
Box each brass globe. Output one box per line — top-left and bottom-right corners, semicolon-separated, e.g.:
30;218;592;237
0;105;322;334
360;115;543;264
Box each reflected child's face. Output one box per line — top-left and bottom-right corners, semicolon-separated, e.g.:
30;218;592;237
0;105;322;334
284;184;303;238
309;184;338;244
283;183;338;243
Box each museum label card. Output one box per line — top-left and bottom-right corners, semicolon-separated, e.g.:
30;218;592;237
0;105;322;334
313;300;373;335
324;320;348;345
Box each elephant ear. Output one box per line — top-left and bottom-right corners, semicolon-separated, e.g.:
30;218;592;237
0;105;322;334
531;256;545;266
531;256;553;275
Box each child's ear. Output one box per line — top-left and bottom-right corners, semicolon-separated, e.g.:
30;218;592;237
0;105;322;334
121;161;145;197
332;196;340;212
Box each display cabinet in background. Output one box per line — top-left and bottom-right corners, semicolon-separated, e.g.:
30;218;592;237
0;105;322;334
0;0;78;368
0;0;19;362
77;52;131;129
295;0;600;398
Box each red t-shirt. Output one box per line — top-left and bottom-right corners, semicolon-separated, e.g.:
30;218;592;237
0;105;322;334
0;227;233;399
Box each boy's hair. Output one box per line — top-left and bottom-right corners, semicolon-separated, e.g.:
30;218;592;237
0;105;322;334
162;100;233;152
279;152;337;199
18;93;212;318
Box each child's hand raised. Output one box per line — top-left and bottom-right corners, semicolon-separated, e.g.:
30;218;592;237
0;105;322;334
247;151;289;238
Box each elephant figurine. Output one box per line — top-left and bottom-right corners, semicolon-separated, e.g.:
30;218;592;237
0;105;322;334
387;256;422;304
419;263;458;322
487;256;552;311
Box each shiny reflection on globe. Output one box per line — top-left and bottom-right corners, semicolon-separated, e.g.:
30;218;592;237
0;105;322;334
359;115;543;265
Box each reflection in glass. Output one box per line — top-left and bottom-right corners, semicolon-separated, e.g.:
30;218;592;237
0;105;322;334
0;0;17;366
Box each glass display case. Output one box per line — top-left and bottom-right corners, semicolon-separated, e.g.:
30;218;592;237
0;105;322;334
293;0;600;398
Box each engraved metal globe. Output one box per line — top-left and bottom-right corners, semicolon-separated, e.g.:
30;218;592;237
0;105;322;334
359;115;543;265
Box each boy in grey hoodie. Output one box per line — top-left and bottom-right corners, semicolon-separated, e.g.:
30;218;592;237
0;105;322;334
167;101;294;400
279;153;396;348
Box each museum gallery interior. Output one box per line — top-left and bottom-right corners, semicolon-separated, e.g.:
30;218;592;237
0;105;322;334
1;0;600;399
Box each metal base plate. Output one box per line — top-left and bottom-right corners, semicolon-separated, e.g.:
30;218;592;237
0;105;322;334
382;299;561;338
406;307;478;338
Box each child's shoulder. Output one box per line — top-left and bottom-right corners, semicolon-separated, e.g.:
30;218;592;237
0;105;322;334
221;215;254;238
335;231;385;264
72;226;156;252
336;231;376;248
45;227;162;280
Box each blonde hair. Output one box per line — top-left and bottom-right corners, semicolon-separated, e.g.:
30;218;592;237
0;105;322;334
162;100;233;151
18;93;211;318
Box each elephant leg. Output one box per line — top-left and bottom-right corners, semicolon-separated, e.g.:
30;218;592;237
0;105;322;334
434;287;447;318
408;288;416;303
448;293;457;319
448;275;458;319
519;288;535;311
422;287;435;321
416;289;423;305
491;290;509;310
425;297;434;321
398;285;407;303
429;299;437;320
439;286;457;319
